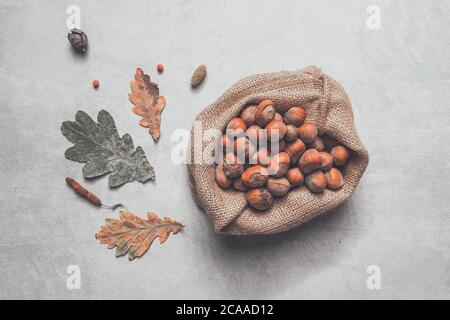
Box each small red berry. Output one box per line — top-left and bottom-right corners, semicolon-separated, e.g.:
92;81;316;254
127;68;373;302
92;80;100;89
157;64;164;73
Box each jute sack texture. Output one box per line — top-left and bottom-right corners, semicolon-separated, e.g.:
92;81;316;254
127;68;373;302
188;66;369;235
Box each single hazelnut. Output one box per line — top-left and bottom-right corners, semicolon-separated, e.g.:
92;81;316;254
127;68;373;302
240;105;257;126
283;106;306;126
326;168;344;190
245;124;266;145
266;177;290;197
286;168;304;187
267;152;290;177
274;113;283;121
330;145;350;167
233;177;249;192
298;149;322;174
319;152;333;171
246;188;273;211
215;165;232;188
266;120;286;141
284;124;299;141
226;118;247;138
285;139;306;161
251;148;271;166
305;170;327;193
234;136;256;160
298;123;318;144
223;153;244;178
310;136;325;151
255;99;276;127
241;165;269;188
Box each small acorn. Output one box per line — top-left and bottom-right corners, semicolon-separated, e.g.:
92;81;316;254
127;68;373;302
298;123;318;144
305;170;327;193
246;188;273;211
241;165;269;188
266;177;291;197
326;168;344;190
285;139;306;161
319;152;333;171
191;64;207;87
233;177;249;192
255;99;276;127
267;152;290;177
223;153;244;178
330;145;350;167
266;120;287;141
240;105;257;126
298;149;322;174
226;118;247;138
284;124;299;141
215;165;232;188
283;107;306;126
286;168;304;187
310;136;325;151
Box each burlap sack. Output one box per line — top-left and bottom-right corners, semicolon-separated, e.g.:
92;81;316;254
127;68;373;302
188;66;369;235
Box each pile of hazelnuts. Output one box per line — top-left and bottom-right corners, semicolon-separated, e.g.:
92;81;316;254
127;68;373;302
214;99;351;211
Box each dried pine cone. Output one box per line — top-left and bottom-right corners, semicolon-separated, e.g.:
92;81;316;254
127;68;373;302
67;28;88;53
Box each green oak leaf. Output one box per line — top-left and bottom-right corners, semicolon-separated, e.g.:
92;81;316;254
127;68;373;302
61;110;155;187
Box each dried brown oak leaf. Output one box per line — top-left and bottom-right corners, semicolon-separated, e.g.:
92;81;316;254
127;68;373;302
96;211;184;260
129;68;166;142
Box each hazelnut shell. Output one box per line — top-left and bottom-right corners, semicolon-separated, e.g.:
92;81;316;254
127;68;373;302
286;167;304;187
215;165;232;188
330;145;350;167
246;188;273;211
267;152;290;177
266;177;290;197
305;170;327;193
298;123;318;144
255;99;276;127
223;153;244;178
241;165;269;188
226;118;247;138
285;139;306;161
283;106;306;126
326;168;344;190
298;149;322;174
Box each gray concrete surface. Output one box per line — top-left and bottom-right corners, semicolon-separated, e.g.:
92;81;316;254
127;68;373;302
0;0;449;300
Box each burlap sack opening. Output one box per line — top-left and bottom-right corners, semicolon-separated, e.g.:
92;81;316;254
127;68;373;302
188;66;369;235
